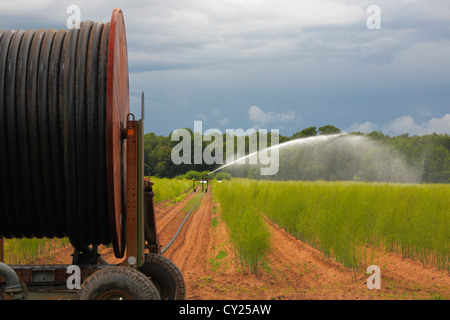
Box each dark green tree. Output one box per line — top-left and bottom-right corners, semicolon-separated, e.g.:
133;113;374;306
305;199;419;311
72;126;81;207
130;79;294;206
318;125;341;135
291;127;318;139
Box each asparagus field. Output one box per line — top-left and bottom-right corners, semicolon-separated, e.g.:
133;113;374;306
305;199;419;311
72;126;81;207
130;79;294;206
213;180;450;274
4;178;448;300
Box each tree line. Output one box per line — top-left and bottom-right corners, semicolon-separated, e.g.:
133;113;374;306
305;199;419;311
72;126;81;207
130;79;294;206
144;125;450;183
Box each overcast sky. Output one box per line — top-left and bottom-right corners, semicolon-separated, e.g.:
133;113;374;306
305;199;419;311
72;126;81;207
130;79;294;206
1;0;449;136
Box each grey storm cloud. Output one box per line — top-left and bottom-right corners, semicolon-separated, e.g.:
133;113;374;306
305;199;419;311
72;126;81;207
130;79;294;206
1;0;449;135
4;0;448;70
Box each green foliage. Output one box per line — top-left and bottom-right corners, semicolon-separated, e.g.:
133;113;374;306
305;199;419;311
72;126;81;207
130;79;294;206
214;172;232;180
211;216;218;228
386;133;450;183
4;238;69;264
144;131;217;178
150;177;192;204
180;192;203;214
184;170;203;180
291;126;318;139
175;170;214;180
319;125;341;135
366;131;387;141
209;250;228;271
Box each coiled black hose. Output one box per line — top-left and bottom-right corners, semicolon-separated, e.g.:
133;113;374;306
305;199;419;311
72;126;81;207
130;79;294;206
0;21;112;250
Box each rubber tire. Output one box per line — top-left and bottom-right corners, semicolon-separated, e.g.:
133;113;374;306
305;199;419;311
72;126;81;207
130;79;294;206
77;267;161;300
140;254;186;300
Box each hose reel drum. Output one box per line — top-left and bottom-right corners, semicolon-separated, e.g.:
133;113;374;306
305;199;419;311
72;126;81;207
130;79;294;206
0;9;129;258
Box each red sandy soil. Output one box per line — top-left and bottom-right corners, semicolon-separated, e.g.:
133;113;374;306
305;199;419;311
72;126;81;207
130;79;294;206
28;190;450;300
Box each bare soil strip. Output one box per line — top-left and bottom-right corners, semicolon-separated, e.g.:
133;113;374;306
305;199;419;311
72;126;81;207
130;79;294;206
154;191;198;240
158;192;214;294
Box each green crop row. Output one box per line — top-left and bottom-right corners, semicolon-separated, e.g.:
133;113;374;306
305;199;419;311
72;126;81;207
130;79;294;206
149;177;192;204
212;181;271;273
3;237;69;265
213;180;449;274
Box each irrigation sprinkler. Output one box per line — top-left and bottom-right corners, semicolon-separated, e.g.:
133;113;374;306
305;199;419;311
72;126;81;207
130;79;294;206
0;9;185;300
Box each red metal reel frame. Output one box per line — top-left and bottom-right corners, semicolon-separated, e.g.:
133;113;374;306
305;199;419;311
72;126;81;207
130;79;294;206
106;8;129;258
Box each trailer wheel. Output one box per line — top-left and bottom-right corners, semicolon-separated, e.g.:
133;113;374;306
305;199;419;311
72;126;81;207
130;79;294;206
140;253;186;300
77;266;160;300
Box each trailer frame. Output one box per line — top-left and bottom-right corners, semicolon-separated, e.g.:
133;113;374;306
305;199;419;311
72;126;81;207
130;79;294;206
0;92;181;300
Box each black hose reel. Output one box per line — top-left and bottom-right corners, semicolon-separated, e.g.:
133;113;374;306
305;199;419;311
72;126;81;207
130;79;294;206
0;9;130;258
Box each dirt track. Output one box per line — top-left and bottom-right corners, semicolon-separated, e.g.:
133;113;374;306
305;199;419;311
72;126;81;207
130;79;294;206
31;189;450;300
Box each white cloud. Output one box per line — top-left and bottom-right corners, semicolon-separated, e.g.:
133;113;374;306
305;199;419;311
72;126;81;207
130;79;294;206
427;114;450;134
383;115;424;135
384;114;450;135
347;114;450;136
196;113;208;122
218;117;230;126
346;121;378;133
248;106;295;127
